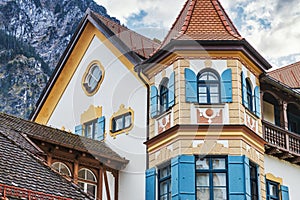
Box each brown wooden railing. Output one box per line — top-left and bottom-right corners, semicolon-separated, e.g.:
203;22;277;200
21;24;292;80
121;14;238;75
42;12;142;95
263;120;300;156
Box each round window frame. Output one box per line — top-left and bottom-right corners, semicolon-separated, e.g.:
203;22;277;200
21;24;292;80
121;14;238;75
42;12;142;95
82;60;105;96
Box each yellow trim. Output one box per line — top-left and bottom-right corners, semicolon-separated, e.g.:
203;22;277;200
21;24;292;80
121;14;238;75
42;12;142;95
81;60;105;96
146;50;264;79
109;104;134;139
34;21;146;124
80;105;103;124
148;130;265;153
266;173;283;185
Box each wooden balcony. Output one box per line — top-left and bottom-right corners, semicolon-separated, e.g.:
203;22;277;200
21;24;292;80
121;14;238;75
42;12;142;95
263;120;300;164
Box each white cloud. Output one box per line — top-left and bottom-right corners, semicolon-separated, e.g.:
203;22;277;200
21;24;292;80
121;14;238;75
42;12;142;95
95;0;300;69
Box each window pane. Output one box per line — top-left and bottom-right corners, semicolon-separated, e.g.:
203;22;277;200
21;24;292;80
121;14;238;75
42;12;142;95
87;171;96;182
160;166;170;178
196;173;209;186
160;181;168;195
78;170;85;179
196;158;209;169
124;114;131;128
52;163;59;171
60;166;70;176
208;72;218;80
210;95;219;104
199;96;208;104
269;184;277;196
87;184;96;198
213;188;227;200
114;117;123;131
78;181;85;189
197;188;210;200
86;123;93;138
212;158;226;169
92;65;101;81
199;86;207;93
213;173;226;186
210;85;219;93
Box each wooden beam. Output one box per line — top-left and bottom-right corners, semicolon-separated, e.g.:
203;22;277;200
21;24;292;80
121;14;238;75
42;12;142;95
103;170;111;200
278;152;294;159
266;147;282;155
113;171;119;200
98;167;103;200
291;157;300;164
73;160;79;184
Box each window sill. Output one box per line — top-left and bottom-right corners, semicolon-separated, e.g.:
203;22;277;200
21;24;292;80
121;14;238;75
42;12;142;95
245;107;259;120
154;109;172;120
193;103;225;109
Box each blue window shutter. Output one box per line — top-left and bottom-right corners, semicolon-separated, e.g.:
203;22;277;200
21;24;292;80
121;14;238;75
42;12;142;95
281;185;290;200
228;155;251;199
221;68;233;103
241;72;248;107
184;68;197;103
168;72;175;108
145;168;156;200
96;116;105;141
150;85;159;118
171;155;195;200
75;125;83;136
254;86;261;117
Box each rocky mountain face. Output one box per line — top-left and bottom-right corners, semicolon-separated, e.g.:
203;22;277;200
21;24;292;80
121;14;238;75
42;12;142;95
0;0;119;118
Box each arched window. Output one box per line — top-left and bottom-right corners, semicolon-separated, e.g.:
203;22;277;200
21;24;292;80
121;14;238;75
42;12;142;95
246;79;253;112
78;168;97;199
197;70;220;104
160;78;169;112
51;162;71;177
82;61;105;96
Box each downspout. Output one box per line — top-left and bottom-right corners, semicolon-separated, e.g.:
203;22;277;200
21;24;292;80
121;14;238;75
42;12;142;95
137;67;150;170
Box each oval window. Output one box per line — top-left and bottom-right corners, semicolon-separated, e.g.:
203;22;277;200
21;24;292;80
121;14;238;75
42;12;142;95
82;61;104;96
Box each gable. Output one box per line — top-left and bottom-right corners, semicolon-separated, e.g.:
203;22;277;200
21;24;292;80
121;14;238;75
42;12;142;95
33;21;144;125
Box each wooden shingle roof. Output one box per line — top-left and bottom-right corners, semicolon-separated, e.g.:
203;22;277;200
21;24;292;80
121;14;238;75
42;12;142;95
0;131;92;199
91;11;160;59
268;61;300;88
0;112;128;170
161;0;242;47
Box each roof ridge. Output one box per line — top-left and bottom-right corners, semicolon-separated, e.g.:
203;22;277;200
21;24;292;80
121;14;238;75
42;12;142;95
211;0;242;39
91;10;160;45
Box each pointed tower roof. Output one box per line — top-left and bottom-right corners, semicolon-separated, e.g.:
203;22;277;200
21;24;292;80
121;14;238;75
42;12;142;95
161;0;242;47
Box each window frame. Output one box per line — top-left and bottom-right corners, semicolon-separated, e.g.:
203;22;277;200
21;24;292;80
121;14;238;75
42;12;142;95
84;119;97;139
158;165;171;200
246;79;253;112
111;112;132;133
195;156;228;200
266;180;280;200
82;60;105;96
78;168;97;199
197;69;221;104
249;161;259;200
159;78;169;113
51;162;72;177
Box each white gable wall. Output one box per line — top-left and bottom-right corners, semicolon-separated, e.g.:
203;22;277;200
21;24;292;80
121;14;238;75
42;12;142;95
47;36;147;200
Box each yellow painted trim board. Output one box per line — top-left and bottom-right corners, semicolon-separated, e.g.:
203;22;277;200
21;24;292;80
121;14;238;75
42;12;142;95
148;130;265;153
35;21;145;125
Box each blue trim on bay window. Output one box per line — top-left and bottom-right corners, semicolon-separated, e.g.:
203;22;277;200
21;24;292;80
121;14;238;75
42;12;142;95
146;168;156;200
241;72;248;108
254;86;261;118
75;125;83;136
221;68;233;103
171;155;195;200
185;68;197;103
228;155;251;200
280;185;289;200
95;116;105;141
168;72;175;108
150;85;159;118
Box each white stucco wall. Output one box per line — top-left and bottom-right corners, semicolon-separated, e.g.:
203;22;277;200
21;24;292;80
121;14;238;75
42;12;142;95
265;155;300;199
47;36;147;200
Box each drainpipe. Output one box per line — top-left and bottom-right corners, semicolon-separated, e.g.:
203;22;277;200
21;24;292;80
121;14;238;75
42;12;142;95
137;67;150;170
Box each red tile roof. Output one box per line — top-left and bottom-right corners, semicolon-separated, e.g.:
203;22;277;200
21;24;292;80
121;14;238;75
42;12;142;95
92;11;160;59
161;0;242;47
268;61;300;88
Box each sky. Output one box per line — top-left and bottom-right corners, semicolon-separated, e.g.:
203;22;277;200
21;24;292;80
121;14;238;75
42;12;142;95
95;0;300;70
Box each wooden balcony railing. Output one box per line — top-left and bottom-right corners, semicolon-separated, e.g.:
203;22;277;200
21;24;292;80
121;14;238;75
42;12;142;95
263;120;300;163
